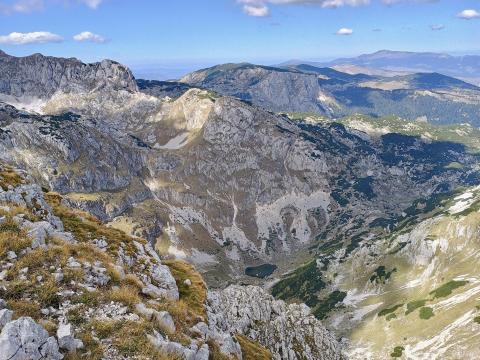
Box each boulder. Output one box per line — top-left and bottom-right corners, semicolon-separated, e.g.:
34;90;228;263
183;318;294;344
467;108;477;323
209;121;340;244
207;285;346;360
57;322;84;352
148;264;179;301
195;344;210;360
0;317;63;360
134;303;175;333
155;311;176;333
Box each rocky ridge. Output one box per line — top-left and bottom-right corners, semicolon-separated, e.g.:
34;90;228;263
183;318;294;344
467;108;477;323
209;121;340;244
0;51;137;102
1;50;480;359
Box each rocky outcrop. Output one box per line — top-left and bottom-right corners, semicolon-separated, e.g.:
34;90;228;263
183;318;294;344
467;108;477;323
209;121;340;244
181;63;330;114
208;285;345;360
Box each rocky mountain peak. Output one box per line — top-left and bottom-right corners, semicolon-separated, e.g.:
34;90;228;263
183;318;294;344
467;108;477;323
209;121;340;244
0;51;138;101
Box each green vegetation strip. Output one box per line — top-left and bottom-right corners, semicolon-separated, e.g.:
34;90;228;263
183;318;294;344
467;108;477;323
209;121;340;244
405;300;427;315
378;304;404;317
429;280;468;299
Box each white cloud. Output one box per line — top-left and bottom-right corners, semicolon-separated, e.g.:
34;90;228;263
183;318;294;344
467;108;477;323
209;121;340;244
243;4;269;16
382;0;438;5
457;9;479;20
430;24;444;31
238;0;369;16
0;31;63;44
336;27;353;35
237;0;441;15
73;31;107;43
270;0;369;6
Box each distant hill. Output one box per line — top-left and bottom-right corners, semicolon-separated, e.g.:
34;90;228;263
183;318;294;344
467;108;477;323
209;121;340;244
281;50;480;86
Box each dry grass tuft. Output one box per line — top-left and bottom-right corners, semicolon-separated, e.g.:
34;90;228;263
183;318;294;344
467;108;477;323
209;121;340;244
164;260;207;321
1;280;31;300
0;166;24;191
236;334;272;360
34;277;60;307
38;319;58;336
0;218;31;258
122;273;144;290
8;299;41;320
90;319;178;359
73;332;105;360
108;285;141;310
45;192;142;253
207;339;234;360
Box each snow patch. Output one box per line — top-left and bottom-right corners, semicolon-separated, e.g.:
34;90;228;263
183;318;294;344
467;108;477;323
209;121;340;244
155;132;189;150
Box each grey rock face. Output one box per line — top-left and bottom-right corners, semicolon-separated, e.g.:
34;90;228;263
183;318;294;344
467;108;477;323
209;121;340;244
0;162;343;360
0;317;62;360
134;303;176;333
207;285;345;360
0;51;137;100
148;331;212;360
182;64;329;114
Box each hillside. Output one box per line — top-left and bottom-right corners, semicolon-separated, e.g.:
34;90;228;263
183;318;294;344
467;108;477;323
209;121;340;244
272;184;480;359
284;50;480;86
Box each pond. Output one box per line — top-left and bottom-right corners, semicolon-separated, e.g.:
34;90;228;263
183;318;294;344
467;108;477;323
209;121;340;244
245;263;277;279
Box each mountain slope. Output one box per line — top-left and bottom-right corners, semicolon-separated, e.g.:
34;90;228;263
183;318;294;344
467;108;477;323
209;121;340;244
1;50;480;359
268;115;480;359
321;186;480;359
0;50;137;113
1;51;479;288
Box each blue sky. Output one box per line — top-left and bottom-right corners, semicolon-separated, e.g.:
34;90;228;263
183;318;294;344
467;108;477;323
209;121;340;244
0;0;479;78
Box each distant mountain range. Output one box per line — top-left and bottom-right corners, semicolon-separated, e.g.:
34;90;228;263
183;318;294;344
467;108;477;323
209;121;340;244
281;50;480;86
181;61;480;125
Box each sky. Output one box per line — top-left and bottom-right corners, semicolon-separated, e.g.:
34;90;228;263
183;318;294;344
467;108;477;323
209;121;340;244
0;0;479;79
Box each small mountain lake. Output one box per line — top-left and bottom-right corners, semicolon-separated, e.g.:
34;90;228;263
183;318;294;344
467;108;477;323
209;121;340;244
245;263;277;278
